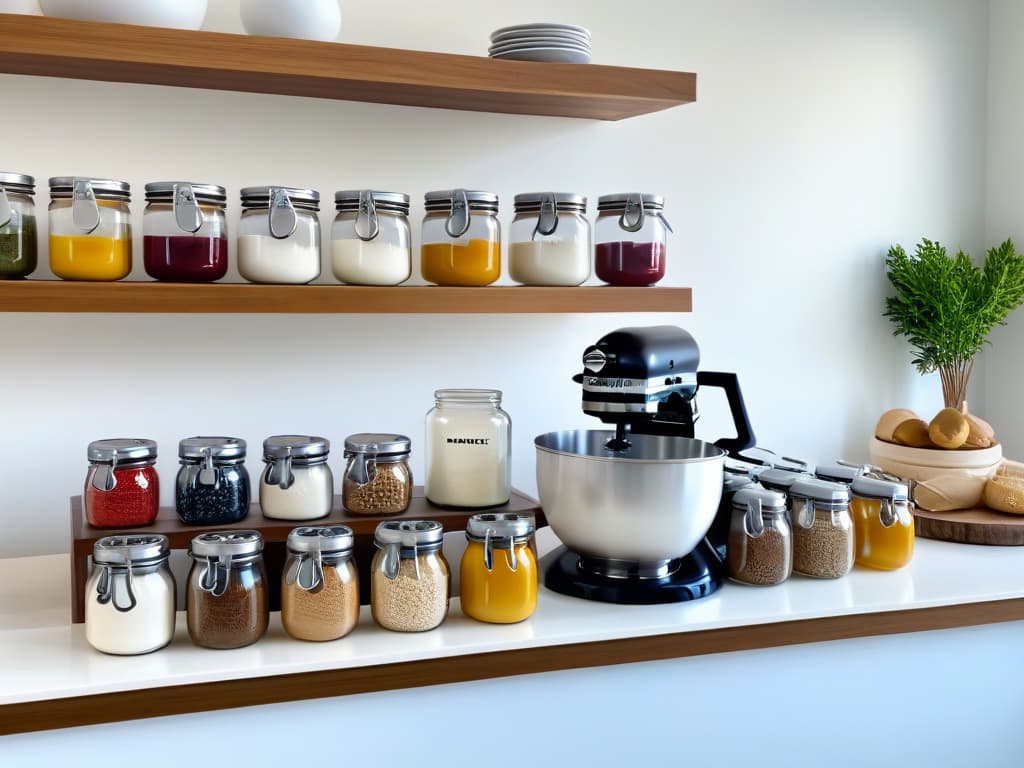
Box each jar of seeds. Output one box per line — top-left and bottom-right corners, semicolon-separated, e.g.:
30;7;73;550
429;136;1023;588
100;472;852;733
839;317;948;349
176;437;250;525
727;486;792;586
342;433;412;515
282;526;359;642
371;520;449;632
789;477;854;579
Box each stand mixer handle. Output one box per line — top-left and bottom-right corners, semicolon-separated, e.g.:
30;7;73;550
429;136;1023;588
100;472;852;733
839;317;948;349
696;371;756;455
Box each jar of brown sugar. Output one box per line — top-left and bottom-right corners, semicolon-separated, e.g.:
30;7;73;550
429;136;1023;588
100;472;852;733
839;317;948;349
727;486;792;586
789;477;854;579
282;525;360;642
342;433;412;515
371;520;449;632
186;530;268;650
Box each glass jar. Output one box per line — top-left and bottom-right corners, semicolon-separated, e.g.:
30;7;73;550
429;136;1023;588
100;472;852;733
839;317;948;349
260;435;334;521
187;530;268;649
84;439;160;529
850;476;915;570
342;433;412;515
0;172;37;279
509;192;590;286
727;486;792;586
176;437;250;525
144;182;228;282
238;186;321;284
789;477;854;579
371;520;450;632
425;388;511;509
709;471;754;560
85;534;175;656
282;525;359;642
49;177;132;281
460;512;537;624
331;190;411;285
421;189;500;286
595;193;672;286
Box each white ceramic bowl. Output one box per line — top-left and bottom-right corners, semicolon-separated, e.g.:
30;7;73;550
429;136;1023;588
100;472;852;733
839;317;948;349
38;0;207;30
240;0;341;42
0;1;40;14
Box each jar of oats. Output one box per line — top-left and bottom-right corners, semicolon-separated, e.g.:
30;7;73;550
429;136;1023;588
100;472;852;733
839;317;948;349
342;433;412;515
281;525;359;642
371;520;449;632
727;486;792;586
789;477;854;579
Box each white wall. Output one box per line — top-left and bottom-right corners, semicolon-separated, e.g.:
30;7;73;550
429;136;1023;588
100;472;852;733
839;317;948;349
0;0;990;558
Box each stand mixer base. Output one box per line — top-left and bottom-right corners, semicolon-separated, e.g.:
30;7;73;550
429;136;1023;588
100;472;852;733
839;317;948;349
543;539;723;605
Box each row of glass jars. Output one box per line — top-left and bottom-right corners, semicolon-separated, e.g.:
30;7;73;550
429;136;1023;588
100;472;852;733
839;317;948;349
725;466;915;587
85;514;538;656
0;175;671;287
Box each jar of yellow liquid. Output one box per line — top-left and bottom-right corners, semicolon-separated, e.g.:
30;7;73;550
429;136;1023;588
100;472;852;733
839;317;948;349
49;177;132;281
421;189;500;286
460;512;537;624
850;476;915;570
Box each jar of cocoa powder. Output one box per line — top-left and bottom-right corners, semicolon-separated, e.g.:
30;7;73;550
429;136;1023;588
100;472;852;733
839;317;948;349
281;526;359;642
727;486;792;586
186;530;268;649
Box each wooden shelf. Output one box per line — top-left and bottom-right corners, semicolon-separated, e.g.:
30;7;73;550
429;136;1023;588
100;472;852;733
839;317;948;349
0;281;692;314
0;14;696;120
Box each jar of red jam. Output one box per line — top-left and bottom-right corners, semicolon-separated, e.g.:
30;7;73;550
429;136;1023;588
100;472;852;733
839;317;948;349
144;182;228;282
595;193;672;286
85;439;161;529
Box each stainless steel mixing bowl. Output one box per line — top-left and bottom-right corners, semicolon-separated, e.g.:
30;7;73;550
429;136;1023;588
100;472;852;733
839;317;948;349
535;430;726;562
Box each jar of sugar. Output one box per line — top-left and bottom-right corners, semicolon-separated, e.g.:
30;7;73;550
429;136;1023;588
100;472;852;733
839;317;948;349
331;190;411;285
85;534;175;656
260;435;334;521
282;525;359;642
509;192;591;286
238;186;321;284
371;520;450;632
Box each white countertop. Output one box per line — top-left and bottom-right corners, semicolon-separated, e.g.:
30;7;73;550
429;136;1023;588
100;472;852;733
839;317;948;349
2;530;1023;706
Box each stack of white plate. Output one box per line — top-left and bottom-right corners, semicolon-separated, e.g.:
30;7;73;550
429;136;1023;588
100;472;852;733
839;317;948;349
489;23;592;64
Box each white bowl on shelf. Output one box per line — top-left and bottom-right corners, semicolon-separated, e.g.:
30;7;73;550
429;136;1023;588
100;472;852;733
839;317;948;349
240;0;341;42
38;0;207;30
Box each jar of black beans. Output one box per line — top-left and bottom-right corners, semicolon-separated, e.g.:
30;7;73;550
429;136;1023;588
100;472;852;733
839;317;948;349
176;437;251;525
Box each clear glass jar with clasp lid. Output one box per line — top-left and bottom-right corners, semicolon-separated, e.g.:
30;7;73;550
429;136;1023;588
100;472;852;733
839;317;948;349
342;433;412;515
86;534;175;656
789;477;854;579
510;192;590;286
371;520;450;632
260;435;334;521
331;190;411;285
421;189;500;286
49;177;132;281
176;437;250;526
595;193;673;286
238;186;321;284
425;389;511;509
282;525;360;642
187;530;268;649
144;182;228;282
0;172;37;279
850;476;915;570
84;439;160;529
727;486;792;586
461;513;538;624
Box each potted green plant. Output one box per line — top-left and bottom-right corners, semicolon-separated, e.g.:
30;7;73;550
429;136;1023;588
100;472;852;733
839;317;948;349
884;238;1024;408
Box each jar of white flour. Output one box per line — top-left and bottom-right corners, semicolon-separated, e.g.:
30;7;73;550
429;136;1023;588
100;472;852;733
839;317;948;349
260;435;334;521
238;186;321;284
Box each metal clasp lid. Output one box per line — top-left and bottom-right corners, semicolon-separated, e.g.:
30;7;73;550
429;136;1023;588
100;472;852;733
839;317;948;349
173;182;204;234
445;188;471;238
198;446;218;487
355;189;379;241
619;193;674;234
267;447;295;491
72;178;101;234
95;561;138;613
0;187;10;228
791;495;816;529
743;496;765;538
286;551;325;592
533;192;559;238
481;529;520;573
344;449;376;487
91;449;119;492
199;554;233;597
269;186;298;239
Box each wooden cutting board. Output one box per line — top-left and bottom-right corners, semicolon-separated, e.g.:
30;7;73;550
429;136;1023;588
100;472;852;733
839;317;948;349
914;507;1024;545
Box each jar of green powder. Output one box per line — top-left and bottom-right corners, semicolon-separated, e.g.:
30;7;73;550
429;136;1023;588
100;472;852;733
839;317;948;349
0;172;37;279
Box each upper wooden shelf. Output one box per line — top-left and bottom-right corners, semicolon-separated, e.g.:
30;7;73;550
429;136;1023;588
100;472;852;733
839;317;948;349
0;14;696;120
0;281;693;314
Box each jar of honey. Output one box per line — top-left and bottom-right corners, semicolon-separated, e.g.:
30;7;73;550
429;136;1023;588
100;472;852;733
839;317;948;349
49;177;132;281
0;172;37;279
595;193;672;286
421;189;500;286
850;476;915;570
144;182;228;282
460;512;537;624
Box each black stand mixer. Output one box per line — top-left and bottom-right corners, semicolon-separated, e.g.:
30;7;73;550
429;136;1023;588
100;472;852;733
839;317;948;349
539;326;756;604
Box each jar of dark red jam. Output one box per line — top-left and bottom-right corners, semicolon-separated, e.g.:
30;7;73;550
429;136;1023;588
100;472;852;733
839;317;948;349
144;182;228;282
594;193;672;286
85;439;160;529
